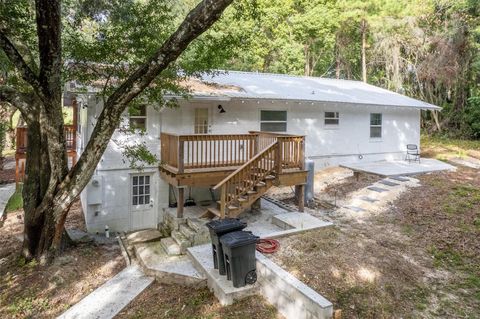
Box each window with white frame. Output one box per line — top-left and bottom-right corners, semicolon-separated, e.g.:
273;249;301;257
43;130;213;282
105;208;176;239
129;104;147;131
132;175;150;206
324;111;339;125
260;110;287;132
370;113;382;138
194;108;209;134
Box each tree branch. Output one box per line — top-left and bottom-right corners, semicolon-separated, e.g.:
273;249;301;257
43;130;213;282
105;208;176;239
0;85;38;123
0;31;43;95
54;0;234;216
35;0;62;104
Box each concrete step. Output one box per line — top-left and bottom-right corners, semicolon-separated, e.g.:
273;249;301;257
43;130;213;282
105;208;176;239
172;230;192;253
126;229;162;245
186;218;207;233
135;241;206;286
160;237;181;256
179;224;196;242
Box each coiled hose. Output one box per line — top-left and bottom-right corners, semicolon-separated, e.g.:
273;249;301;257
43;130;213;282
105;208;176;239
256;238;280;254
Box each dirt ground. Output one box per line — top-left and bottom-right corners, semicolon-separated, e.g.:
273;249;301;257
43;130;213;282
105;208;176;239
270;166;480;318
116;282;280;319
267;166;381;213
0;200;126;318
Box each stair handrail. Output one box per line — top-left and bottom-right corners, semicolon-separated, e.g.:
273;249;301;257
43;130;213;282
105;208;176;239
212;141;278;191
213;141;279;218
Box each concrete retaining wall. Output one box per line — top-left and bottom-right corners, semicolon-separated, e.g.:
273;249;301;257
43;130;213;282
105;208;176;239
256;252;333;319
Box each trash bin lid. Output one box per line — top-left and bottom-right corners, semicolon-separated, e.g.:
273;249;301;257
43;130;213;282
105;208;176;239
206;218;247;234
220;231;259;248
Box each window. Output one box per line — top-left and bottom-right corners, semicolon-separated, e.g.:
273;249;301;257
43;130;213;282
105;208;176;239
194;108;209;134
324;111;339;125
129;104;147;131
370;113;382;138
132;175;150;206
260;110;287;132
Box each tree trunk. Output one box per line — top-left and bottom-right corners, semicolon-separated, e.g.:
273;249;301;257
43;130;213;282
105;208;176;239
360;19;367;83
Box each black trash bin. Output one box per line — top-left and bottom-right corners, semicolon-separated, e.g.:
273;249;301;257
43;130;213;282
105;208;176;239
220;231;259;288
206;218;247;275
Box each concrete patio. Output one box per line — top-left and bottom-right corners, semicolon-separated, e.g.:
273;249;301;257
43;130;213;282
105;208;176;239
340;158;455;177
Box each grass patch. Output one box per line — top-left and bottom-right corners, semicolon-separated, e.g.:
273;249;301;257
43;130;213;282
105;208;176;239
5;185;23;213
421;134;480;160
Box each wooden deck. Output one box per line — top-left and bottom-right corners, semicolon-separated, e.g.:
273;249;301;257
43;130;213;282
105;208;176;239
159;131;308;218
15;125;78;184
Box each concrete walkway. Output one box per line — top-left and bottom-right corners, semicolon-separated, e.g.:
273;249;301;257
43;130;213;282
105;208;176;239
340;158;455;177
0;183;16;219
57;265;154;319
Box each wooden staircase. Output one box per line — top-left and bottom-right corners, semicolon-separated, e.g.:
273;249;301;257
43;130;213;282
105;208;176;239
203;140;291;219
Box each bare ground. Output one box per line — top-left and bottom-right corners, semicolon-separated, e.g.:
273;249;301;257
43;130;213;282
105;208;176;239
270;166;480;318
0;200;126;318
116;282;280;319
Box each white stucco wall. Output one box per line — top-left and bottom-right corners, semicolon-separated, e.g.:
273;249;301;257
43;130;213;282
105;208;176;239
79;96;420;232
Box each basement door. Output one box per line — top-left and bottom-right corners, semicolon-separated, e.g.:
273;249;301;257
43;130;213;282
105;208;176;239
130;174;158;231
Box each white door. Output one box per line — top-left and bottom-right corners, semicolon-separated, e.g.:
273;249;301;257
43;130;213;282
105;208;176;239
130;174;157;231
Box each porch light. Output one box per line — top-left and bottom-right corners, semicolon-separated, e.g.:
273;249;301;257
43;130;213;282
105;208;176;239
218;105;226;113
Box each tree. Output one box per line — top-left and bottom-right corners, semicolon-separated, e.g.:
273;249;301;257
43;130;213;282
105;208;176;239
0;0;235;263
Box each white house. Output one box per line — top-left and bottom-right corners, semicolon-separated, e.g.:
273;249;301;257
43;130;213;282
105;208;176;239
74;71;439;233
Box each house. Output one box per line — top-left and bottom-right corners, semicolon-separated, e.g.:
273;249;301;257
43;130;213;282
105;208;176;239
18;71;440;233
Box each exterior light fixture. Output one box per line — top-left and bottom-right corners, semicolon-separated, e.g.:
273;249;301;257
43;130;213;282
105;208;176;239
218;105;226;113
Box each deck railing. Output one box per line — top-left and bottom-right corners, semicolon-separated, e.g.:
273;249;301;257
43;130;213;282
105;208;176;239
160;131;305;174
16;125;77;153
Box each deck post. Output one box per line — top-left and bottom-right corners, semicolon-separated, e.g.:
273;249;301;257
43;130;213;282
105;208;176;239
296;184;305;212
177;187;184;218
177;139;184;174
276;139;283;175
15;156;19;186
253;133;259;155
300;136;306;170
220;185;226;219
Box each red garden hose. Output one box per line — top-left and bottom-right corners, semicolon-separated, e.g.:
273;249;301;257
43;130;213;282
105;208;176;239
256;238;280;254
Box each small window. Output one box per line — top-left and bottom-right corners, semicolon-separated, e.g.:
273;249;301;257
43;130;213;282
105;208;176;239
260;110;287;132
324;111;339;125
370;113;382;138
129;105;147;131
194;108;209;134
132;175;150;206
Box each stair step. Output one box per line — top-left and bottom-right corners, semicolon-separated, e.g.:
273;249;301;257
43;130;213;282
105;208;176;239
186;218;206;232
160;237;181;256
256;182;266;187
237;197;247;202
247;190;258;195
179;224;196;242
205;207;222;217
171;230;192;253
228;205;239;210
265;175;275;180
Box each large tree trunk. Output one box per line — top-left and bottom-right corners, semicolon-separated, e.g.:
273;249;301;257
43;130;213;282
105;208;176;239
22;119;72;263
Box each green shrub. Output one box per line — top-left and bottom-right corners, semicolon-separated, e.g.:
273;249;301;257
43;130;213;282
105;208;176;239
465;96;480;139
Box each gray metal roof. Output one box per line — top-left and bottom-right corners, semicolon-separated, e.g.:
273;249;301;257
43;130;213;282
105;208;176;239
193;71;440;110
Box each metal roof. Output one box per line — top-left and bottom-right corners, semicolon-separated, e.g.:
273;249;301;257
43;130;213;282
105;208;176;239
192;71;440;110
